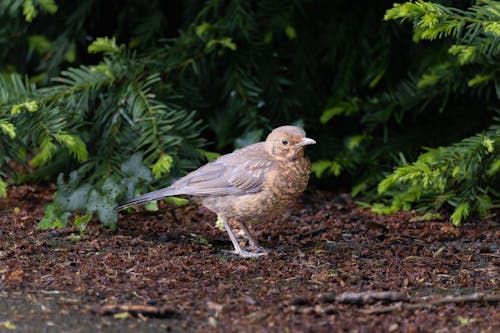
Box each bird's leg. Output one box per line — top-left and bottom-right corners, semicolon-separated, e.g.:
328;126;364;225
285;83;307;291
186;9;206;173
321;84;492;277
221;218;266;258
237;220;271;254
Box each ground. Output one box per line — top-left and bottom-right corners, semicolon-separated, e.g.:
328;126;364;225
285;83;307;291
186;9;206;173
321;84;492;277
0;185;498;332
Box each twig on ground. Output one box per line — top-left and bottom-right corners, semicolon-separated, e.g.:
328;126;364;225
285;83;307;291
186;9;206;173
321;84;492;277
87;304;178;318
314;291;500;315
318;291;409;305
428;292;500;305
338;291;408;304
362;292;500;314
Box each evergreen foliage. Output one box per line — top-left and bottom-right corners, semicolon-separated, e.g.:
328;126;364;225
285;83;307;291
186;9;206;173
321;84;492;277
375;0;499;224
0;0;498;228
1;4;206;228
376;119;499;224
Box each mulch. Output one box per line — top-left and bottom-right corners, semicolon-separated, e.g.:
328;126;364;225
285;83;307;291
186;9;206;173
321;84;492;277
1;185;498;332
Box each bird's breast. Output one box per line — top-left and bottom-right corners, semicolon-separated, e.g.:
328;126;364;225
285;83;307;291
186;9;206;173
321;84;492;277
269;158;311;197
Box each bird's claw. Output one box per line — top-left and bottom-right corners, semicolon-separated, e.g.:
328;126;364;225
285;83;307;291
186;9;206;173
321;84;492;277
221;248;268;258
247;245;272;254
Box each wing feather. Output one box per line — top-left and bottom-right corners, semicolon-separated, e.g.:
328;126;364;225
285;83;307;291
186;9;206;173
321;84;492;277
116;142;273;209
169;142;274;196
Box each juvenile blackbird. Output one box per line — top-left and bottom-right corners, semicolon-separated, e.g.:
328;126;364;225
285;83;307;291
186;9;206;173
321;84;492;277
116;126;316;258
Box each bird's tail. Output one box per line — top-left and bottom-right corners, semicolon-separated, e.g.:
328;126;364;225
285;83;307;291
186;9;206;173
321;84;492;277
115;187;182;211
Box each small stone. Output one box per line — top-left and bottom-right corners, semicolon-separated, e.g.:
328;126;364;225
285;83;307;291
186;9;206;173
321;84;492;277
314;304;337;315
318;292;337;303
388;323;399;332
478;244;491;253
290;296;309;306
208;316;217;328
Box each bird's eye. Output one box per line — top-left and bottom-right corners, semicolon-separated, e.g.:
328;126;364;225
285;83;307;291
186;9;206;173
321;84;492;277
281;138;288;145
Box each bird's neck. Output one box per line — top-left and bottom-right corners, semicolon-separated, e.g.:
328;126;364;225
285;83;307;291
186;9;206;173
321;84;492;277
294;149;305;159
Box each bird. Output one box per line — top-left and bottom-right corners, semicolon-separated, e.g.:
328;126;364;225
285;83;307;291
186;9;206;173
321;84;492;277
116;125;316;258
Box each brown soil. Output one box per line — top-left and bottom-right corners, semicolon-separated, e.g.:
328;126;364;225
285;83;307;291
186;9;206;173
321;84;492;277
1;185;498;332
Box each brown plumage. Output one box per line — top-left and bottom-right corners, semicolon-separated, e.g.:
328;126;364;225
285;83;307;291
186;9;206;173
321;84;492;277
116;125;316;258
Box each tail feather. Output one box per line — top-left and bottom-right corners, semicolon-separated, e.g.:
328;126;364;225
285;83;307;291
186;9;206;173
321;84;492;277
115;187;181;211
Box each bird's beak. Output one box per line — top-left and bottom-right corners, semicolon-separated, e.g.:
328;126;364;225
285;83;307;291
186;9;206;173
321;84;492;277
295;137;316;147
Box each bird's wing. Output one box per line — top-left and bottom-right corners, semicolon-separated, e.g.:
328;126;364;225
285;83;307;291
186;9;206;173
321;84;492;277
171;155;273;196
115;143;274;210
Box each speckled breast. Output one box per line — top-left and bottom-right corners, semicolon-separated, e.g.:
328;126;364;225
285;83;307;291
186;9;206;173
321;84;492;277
202;157;311;221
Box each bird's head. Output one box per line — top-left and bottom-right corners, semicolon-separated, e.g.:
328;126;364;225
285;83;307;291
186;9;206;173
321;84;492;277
265;126;316;161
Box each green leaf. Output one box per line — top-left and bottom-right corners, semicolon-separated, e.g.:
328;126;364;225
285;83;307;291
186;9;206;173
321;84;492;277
351;182;367;197
320;99;359;124
28;35;52;54
121;153;152;181
457;316;477;325
0;320;16;330
88;37;123;54
311;160;342;178
23;0;37;22
264;31;273;44
86;190;117;229
368;69;385;88
65;42;77;63
329;161;342;176
346;135;365;150
218;38;237;51
417;72;441;89
66;233;83;243
311;160;332;178
476;195;492;217
29;136;57;167
384;2;423;22
86;189;101;214
144;201;159;211
215;216;225;231
38;203;71;229
74;214;92;233
196;22;211;37
450;202;470;226
377;175;395;194
11;100;38;115
151;153;173;179
122;177;140;200
448;45;476;65
206;37;237;52
89;64;114;79
53;132;89;162
0;121;16;139
482;22;500;36
370;203;399;215
102;178;123;201
163;196;189;206
198;149;221;162
320;106;345;124
114;312;132;319
66;184;91;211
195;236;209;245
96;203;118;228
481;137;494;153
36;0;58;14
488;158;500;175
409;212;443;222
0;178;7;198
467;74;492;87
285;25;297;39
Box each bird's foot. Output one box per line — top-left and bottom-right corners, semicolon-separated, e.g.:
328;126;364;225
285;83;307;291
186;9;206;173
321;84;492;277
221;248;268;258
247;244;272;254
